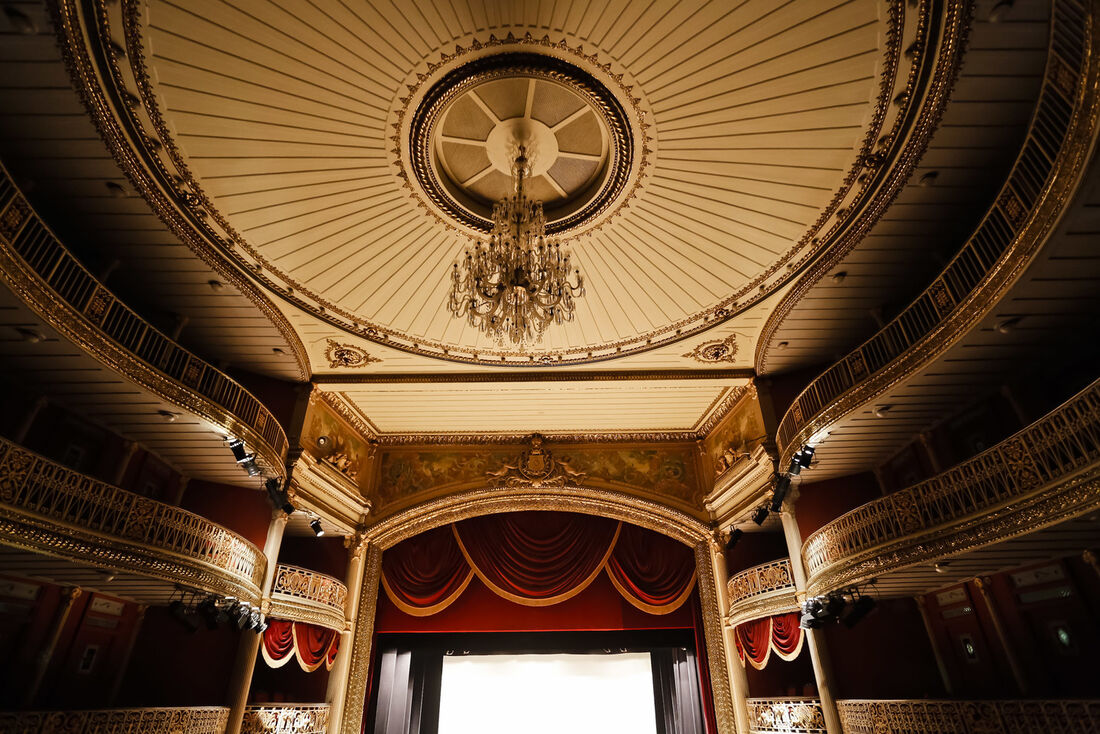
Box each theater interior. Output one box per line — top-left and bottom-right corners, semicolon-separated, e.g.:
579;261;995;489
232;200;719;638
0;0;1098;732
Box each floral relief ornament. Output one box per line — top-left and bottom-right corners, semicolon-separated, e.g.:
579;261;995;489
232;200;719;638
683;334;738;363
324;339;381;369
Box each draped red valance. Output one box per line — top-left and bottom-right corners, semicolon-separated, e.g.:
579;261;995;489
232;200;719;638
382;511;696;616
734;612;804;669
262;620;340;672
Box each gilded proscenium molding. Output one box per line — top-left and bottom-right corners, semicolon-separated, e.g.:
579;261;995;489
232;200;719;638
775;0;1098;465
267;564;348;632
241;704;329;734
746;698;827;734
0;707;230;734
45;0;310;382
695;541;736;734
54;1;928;368
755;0;970;376
836;699;1100;733
0;168;288;478
802;377;1100;596
726;560;799;628
0;437;266;603
340;544;381;734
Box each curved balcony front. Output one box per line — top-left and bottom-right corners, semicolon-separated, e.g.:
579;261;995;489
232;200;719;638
267;564;347;632
0;436;265;604
776;0;1098;475
0;707;229;734
746;698;826;734
837;699;1100;733
802;377;1100;597
726;559;798;628
241;704;329;734
0;165;287;485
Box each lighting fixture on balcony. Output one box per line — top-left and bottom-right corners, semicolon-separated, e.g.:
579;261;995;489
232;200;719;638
310;516;325;537
448;146;585;345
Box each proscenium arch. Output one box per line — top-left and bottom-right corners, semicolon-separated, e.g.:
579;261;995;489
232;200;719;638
339;483;737;734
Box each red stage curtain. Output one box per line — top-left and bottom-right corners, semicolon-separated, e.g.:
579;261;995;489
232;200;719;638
325;635;340;671
382;524;473;615
606;522;695;614
261;619;295;669
294;622;338;673
770;612;804;661
735;617;772;670
453;512;619;605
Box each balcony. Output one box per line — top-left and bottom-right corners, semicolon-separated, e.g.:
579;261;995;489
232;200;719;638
802;377;1100;597
726;559;798;628
0;707;229;733
0;436;265;604
746;698;826;733
268;564;348;631
837;699;1100;733
241;704;329;734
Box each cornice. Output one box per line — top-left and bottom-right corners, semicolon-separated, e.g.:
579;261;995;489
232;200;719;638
56;0;920;368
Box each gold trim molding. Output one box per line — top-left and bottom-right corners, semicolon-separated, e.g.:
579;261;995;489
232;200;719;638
0;707;230;734
747;698;827;734
242;704;328;734
268;564;348;632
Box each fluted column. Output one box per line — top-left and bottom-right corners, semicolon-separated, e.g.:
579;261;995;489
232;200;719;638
25;586;81;705
225;509;288;734
326;534;368;734
780;509;841;734
711;537;751;734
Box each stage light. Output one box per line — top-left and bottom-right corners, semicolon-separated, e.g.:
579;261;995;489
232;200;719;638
841;596;877;628
197;596;221;630
242;458;261;477
230;601;251;630
255;615;269;634
310;518;325;537
265;478;295;514
788;457;802;476
228;438;248;462
770;475;792;512
169;599;200;632
751;506;769;526
797;446;815;468
727;528;743;549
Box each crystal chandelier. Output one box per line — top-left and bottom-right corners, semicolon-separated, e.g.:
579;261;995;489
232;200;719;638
448;147;585;345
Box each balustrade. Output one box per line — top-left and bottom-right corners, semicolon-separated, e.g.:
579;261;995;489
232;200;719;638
241;704;329;734
837;699;1100;733
0;707;229;733
746;698;827;733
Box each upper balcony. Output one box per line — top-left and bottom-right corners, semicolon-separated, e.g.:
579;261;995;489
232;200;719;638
0;165;287;486
0;436;265;605
267;564;347;632
726;559;798;628
801;377;1100;598
0;707;229;734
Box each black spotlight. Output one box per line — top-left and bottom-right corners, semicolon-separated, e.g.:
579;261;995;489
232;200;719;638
265;477;295;514
242;458;261;477
800;598;826;629
788;458;802;476
751;506;769;526
727;528;743;549
169;599;200;633
310;518;325;537
797;445;815;468
230;601;251;630
228;438;249;463
770;475;792;512
197;596;222;630
255;615;269;634
841;595;877;628
248;608;263;632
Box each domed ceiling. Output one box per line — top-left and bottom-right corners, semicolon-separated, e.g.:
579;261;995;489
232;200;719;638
127;0;890;364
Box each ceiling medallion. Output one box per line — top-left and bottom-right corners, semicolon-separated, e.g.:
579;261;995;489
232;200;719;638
683;335;738;364
449;147;585;344
324;340;381;369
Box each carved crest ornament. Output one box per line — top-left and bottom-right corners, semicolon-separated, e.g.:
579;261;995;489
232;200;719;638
324;339;380;369
486;434;587;488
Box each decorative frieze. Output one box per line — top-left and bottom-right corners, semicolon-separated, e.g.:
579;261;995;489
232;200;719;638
241;704;328;734
837;699;1100;733
0;707;229;733
746;698;827;733
268;564;348;631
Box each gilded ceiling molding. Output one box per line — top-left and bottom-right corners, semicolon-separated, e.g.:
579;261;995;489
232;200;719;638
46;0;311;382
775;0;1100;467
754;0;971;375
683;335;738;364
312;368;752;384
323;340;381;370
55;0;923;367
372;431;706;446
0;169;287;479
696;383;754;438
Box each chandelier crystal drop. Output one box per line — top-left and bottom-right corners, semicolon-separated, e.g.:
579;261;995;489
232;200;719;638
448;147;585;345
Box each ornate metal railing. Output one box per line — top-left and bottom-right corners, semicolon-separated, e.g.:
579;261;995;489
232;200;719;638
776;0;1091;457
0;436;265;600
0;165;287;467
268;564;347;631
803;377;1100;584
241;704;329;734
837;699;1100;733
747;698;826;733
0;707;229;733
728;559;795;605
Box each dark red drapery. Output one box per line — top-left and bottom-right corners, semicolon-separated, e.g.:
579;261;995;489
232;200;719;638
734;613;804;669
261;619;295;669
262;620;340;672
735;617;772;669
607;522;696;612
770;612;803;660
382;524;472;615
294;622;338;672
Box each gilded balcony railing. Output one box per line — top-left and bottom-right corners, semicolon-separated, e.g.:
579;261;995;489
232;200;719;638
268;564;347;631
0;165;287;468
726;559;798;627
241;704;329;734
837;699;1100;733
776;0;1091;458
0;436;265;601
0;707;229;733
746;698;826;733
803;377;1100;587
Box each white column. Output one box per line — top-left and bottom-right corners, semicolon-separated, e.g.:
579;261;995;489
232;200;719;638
780;509;842;734
225;510;288;734
711;541;751;734
326;534;368;734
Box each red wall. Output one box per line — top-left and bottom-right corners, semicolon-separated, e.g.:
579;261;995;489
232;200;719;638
180;479;272;548
725;530;788;575
744;645;817;698
794;473;882;541
278;537;348;579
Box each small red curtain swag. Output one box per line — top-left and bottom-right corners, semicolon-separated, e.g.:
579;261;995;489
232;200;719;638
733;612;804;669
382;511;697;616
261;620;340;672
